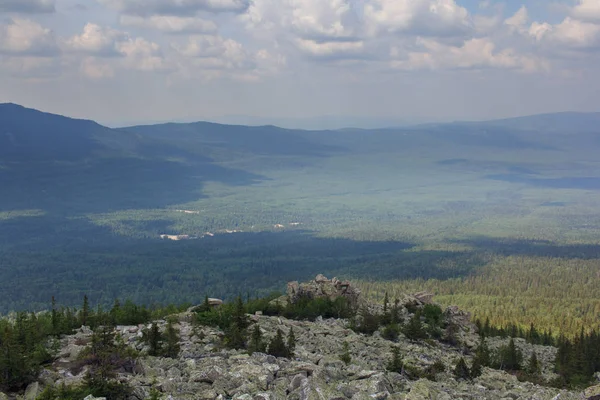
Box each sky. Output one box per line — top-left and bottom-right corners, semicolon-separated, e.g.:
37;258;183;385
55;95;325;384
0;0;599;127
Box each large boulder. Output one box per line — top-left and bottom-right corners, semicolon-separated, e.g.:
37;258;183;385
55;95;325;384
585;384;600;400
283;274;361;307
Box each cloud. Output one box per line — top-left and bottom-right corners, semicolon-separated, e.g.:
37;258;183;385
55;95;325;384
295;38;365;59
65;23;127;56
66;24;170;73
173;34;284;81
117;37;170;71
98;0;249;16
120;15;217;34
391;37;547;72
175;34;250;68
244;0;364;59
529;17;600;50
364;0;471;38
505;6;528;32
572;0;600;23
0;0;55;14
0;18;59;56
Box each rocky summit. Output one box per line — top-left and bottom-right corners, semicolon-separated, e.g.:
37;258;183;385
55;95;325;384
3;275;597;400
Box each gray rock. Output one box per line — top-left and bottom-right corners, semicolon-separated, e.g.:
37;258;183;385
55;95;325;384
24;381;40;400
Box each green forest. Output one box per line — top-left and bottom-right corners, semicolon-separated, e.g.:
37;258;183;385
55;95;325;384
2;105;600;342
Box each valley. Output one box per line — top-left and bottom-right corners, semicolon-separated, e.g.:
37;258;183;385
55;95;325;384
1;104;600;337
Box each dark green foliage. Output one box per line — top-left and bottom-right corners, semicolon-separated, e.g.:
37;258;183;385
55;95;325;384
453;358;471;380
527;352;540;375
248;325;266;355
142;323;162;356
286;327;296;358
81;295;90;327
386;346;404;374
422;304;443;327
267;329;290;359
78;325;135;399
282;296;355;321
470;357;482;379
381;323;401;341
354;306;380;335
497;338;523;371
473;338;492;369
403;311;427;341
340;342;352;365
163;320;181;358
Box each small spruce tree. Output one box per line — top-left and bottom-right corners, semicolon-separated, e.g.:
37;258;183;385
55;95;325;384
163;320;181;358
248;324;265;354
527;351;541;375
267;329;289;358
453;358;471;380
386;346;404;374
286;327;296;358
340;341;352;365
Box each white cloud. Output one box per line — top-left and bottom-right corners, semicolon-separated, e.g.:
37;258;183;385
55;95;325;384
98;0;249;16
572;0;600;23
117;38;169;71
505;6;528;32
244;0;364;59
0;18;59;56
65;23;126;56
120;15;218;34
173;34;285;81
529;17;600;50
391;37;547;72
295;38;365;58
364;0;471;37
0;0;55;14
66;24;170;74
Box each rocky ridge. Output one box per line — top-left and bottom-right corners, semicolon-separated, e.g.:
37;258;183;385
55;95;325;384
4;275;596;400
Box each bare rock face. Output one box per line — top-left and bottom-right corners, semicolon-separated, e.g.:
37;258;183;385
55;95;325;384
285;274;362;307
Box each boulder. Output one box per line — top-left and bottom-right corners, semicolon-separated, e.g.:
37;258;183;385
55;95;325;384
282;274;362;307
0;392;8;400
585;384;600;400
24;382;40;400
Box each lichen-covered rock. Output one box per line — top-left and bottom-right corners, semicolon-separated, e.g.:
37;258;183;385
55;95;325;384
585;384;600;400
34;275;589;400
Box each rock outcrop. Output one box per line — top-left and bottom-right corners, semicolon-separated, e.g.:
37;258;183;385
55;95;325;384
11;275;589;400
282;274;362;307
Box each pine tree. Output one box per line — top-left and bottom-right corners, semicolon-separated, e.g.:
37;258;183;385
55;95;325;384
470;357;482;379
453;358;471;380
267;329;289;358
500;338;522;371
143;323;162;356
51;297;58;335
339;342;352;365
163;320;180;358
403;311;427;341
81;295;90;327
527;351;540;375
248;325;265;354
386;346;403;374
286;327;296;358
473;338;491;367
